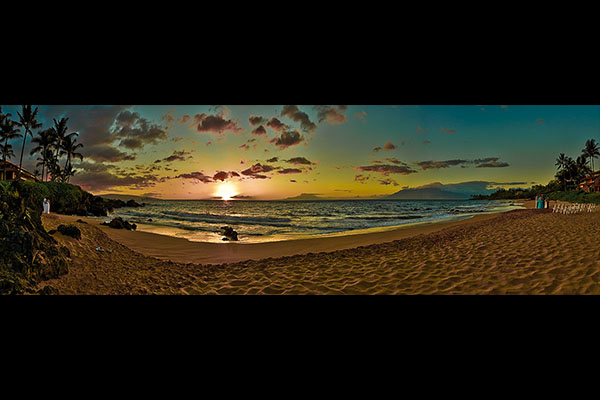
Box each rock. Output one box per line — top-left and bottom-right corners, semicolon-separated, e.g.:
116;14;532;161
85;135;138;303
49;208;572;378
55;224;82;240
125;199;143;207
219;226;238;241
101;217;137;231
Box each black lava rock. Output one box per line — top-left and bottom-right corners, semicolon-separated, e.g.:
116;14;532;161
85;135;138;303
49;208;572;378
219;226;238;241
101;217;137;231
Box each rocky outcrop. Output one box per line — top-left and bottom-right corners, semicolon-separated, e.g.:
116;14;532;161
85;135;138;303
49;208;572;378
220;226;239;241
101;217;137;231
0;181;71;294
48;224;82;240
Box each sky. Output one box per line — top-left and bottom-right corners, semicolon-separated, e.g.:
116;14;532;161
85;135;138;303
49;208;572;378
1;105;599;200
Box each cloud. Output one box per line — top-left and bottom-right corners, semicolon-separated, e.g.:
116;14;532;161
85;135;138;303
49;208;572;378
381;157;407;166
416;157;509;170
85;145;137;163
416;159;468;170
111;110;169;149
373;147;382;152
212;171;230;181
251;125;267;136
159;150;193;163
190;113;243;134
383;142;396;150
354;174;369;183
423;140;431;144
241;163;276;179
175;171;214;183
379;178;399;186
284;156;314;165
281;105;317;133
278;168;302;174
475;161;510;168
314;105;348;125
356;164;417;176
239;144;250;150
441;128;456;134
70;171;159;193
536;119;544;124
266;117;288;132
266;157;279;163
248;115;268;126
270;130;304;149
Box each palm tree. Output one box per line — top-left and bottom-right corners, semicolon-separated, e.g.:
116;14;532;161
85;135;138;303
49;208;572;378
30;128;55;181
555;153;569;191
0;143;15;166
51;117;76;165
59;133;83;183
555;153;568;170
582;139;600;172
0;114;22;180
16;105;42;179
575;155;592;183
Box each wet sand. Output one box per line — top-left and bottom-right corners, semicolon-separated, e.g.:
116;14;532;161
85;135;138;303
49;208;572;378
38;205;600;294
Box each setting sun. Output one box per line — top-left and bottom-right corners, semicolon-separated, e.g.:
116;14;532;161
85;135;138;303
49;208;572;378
214;182;238;200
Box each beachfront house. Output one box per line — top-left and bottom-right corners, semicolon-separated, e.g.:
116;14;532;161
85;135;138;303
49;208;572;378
578;171;600;192
0;160;38;182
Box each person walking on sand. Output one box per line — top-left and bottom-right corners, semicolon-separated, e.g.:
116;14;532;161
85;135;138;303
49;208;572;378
43;198;50;214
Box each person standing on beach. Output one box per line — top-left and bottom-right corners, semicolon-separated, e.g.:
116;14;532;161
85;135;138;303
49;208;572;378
43;198;50;214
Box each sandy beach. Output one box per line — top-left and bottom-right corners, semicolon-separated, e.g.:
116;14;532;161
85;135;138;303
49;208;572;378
37;202;600;294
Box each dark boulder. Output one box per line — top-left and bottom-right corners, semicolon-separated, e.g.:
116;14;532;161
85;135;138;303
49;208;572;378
101;217;137;231
219;226;238;241
126;199;143;207
55;224;82;240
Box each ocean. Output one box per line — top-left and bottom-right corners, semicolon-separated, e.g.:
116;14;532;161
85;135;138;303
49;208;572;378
92;199;523;243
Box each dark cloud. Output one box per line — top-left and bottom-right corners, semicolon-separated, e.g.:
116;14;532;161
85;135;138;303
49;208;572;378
423;140;431;144
373;147;382;152
251;125;267;136
249;115;268;126
70;171;159;193
476;161;510;168
270;130;304;149
313;105;348;125
383;141;396;151
281;105;317;133
354;174;369;183
85;145;137;163
266;157;279;163
381;157;407;166
379;178;399;186
285;157;314;165
278;168;302;174
241;163;276;179
212;171;229;181
111;110;169;149
266;117;287;132
356;164;417;176
191;113;243;134
416;159;468;170
160;150;193;163
175;171;213;183
416;157;509;170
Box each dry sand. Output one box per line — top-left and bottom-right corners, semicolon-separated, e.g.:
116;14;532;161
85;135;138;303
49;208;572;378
37;205;600;294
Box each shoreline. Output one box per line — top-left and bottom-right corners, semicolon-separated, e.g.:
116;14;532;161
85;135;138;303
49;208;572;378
53;205;519;265
39;206;600;294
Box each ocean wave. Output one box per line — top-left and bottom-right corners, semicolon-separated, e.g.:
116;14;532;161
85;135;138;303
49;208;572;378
159;210;294;227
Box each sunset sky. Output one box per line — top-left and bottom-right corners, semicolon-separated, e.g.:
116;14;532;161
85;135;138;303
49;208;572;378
3;105;599;200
